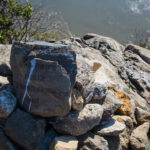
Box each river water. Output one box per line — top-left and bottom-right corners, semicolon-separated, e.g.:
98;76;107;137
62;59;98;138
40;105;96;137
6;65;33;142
31;0;150;44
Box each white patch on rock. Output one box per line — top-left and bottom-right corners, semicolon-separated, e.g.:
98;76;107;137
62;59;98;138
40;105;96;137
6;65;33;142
22;59;36;112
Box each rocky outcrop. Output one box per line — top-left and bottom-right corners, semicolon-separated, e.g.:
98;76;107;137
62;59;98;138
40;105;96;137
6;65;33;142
10;42;77;117
0;33;149;150
120;44;150;103
77;132;109;150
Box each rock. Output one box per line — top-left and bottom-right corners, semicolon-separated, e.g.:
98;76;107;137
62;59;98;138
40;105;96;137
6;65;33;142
0;76;9;86
10;42;77;117
113;115;133;150
130;122;150;150
94;118;126;136
39;129;57;150
4;109;45;150
0;89;17;118
135;107;150;125
115;91;132;116
102;91;122;120
75;55;107;103
77;132;109;150
0;130;17;150
120;44;150;102
51;104;103;136
71;89;84;111
83;33;125;67
0;63;12;78
49;136;78;150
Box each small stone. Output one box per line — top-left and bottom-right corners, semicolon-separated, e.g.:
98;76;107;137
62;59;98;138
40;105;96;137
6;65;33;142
49;136;78;150
115;91;131;116
52;104;103;136
4;109;45;150
130;122;150;150
94;118;126;136
71;89;84;111
0;89;17;118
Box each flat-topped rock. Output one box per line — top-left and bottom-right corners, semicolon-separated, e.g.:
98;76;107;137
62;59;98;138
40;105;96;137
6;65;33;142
51;104;104;136
10;42;77;117
94;118;126;136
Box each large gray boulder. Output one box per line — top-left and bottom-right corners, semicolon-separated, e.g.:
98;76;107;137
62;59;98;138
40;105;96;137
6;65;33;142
4;109;45;150
51;104;103;136
10;42;77;117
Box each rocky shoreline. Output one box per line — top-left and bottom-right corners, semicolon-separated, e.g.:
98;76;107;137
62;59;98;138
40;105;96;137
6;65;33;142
0;33;150;150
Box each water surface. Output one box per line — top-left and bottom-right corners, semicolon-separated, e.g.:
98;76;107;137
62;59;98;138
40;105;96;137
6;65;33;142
31;0;150;44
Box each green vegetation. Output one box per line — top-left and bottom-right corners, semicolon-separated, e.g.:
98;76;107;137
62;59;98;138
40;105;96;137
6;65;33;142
0;0;60;44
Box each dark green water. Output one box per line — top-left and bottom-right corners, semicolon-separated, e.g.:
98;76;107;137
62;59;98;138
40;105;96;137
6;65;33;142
31;0;150;44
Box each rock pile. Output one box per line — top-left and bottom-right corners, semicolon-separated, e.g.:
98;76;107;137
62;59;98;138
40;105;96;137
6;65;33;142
0;34;150;150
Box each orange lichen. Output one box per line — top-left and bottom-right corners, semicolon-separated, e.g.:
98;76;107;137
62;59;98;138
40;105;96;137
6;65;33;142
115;91;131;116
93;62;101;72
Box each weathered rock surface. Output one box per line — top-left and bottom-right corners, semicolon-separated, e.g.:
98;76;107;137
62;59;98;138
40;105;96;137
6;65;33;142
0;130;17;150
83;33;125;67
1;33;150;150
135;107;150;125
4;109;45;150
112;115;134;150
49;136;78;150
130;122;150;150
10;42;77;117
71;89;84;111
0;89;17;118
94;118;126;136
39;129;57;150
102;91;122;120
58;36;150;118
77;132;109;150
120;44;150;103
115;91;132;116
51;104;103;136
